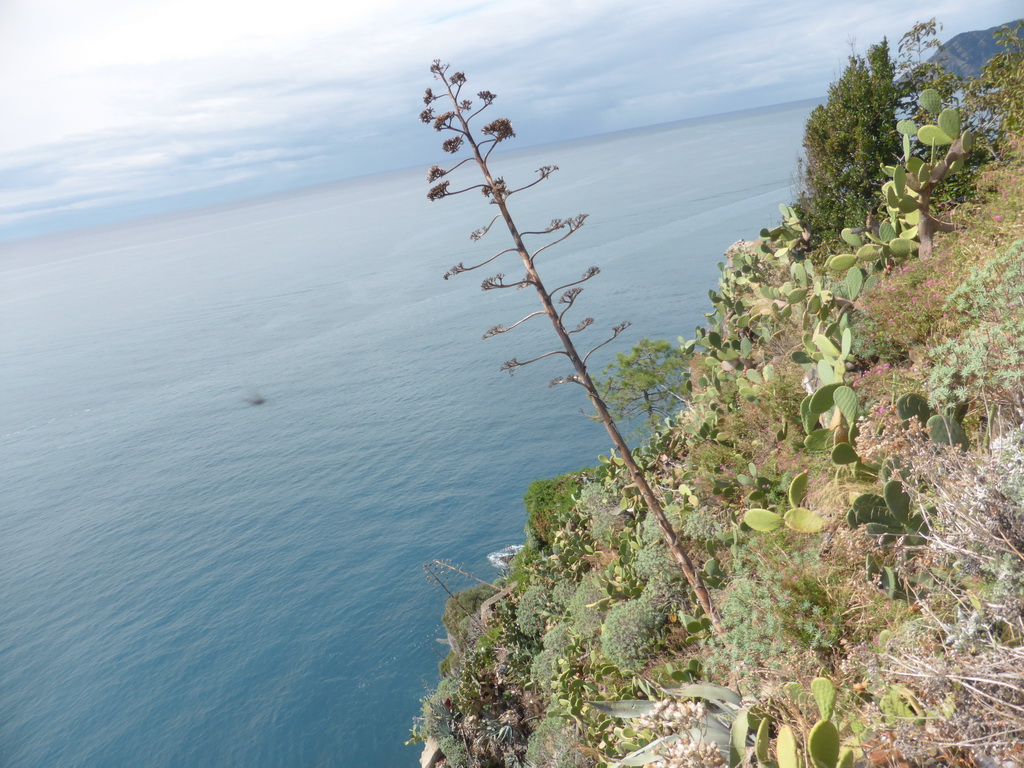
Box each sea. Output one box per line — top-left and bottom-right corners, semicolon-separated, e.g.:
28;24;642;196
0;98;816;767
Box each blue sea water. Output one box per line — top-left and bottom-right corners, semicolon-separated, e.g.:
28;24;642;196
0;99;815;767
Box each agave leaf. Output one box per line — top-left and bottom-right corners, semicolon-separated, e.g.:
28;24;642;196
591;700;657;719
612;734;681;767
662;683;742;708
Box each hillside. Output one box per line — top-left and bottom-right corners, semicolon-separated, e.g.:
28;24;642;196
929;20;1020;78
412;25;1024;768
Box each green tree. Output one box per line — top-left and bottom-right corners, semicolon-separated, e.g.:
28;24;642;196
598;338;688;434
964;20;1024;142
798;39;902;241
896;18;963;124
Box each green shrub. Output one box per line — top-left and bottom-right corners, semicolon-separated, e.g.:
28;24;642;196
515;581;572;640
576;481;623;543
927;238;1024;415
516;583;552;639
524;473;585;550
568;573;606;640
633;541;675;584
440;583;499;666
507;543;541;589
705;547;879;682
600;594;667;672
524;716;588;768
798;39;902;241
437;734;470;768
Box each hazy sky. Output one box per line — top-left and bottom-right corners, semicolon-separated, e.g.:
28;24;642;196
1;0;1020;240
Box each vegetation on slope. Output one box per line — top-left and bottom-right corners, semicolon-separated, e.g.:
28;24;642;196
412;19;1024;768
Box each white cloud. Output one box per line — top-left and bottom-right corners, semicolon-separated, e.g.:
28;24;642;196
0;0;1020;239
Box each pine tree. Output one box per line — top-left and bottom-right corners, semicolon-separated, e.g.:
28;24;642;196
799;40;902;241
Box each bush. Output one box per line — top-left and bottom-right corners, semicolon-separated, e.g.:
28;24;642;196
524;473;584;550
576;481;623;543
927;238;1024;417
524;716;588;768
798;39;902;241
633;541;675;584
442;583;499;659
567;574;607;640
600;594;667;672
854;251;961;365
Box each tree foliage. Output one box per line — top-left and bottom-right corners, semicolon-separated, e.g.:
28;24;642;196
597;338;688;434
798;39;902;241
964;20;1024;141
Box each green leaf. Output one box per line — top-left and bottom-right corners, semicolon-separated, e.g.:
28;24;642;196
937;108;960;139
831;442;859;465
832;385;858;424
807;720;840;768
919;88;942;114
788;288;809;304
817;358;835;386
744;508;783;532
892;166;906;198
811;677;837;721
927;414;969;450
785;507;826;533
896;119;918;135
789;471;810;507
889;237;916;258
896;392;932;426
849;493;889;528
804;428;833;452
883;479;911;525
845;267;863;300
813;334;841;359
730;707;751;768
662;683;742;708
825;253;857;271
840;228;863;247
962;129;975;153
917;124;953;147
590;700;657;719
776;725;801;768
809;383;841;415
755;716;771;762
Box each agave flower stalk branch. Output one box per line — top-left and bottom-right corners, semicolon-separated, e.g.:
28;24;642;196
422;61;719;629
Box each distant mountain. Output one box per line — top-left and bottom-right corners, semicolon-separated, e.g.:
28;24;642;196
928;20;1022;78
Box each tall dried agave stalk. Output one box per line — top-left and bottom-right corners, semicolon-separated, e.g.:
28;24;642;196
420;61;718;628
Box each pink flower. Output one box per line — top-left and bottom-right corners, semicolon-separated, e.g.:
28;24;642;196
994;215;1004;222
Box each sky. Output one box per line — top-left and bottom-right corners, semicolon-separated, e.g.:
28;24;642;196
1;0;1020;241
